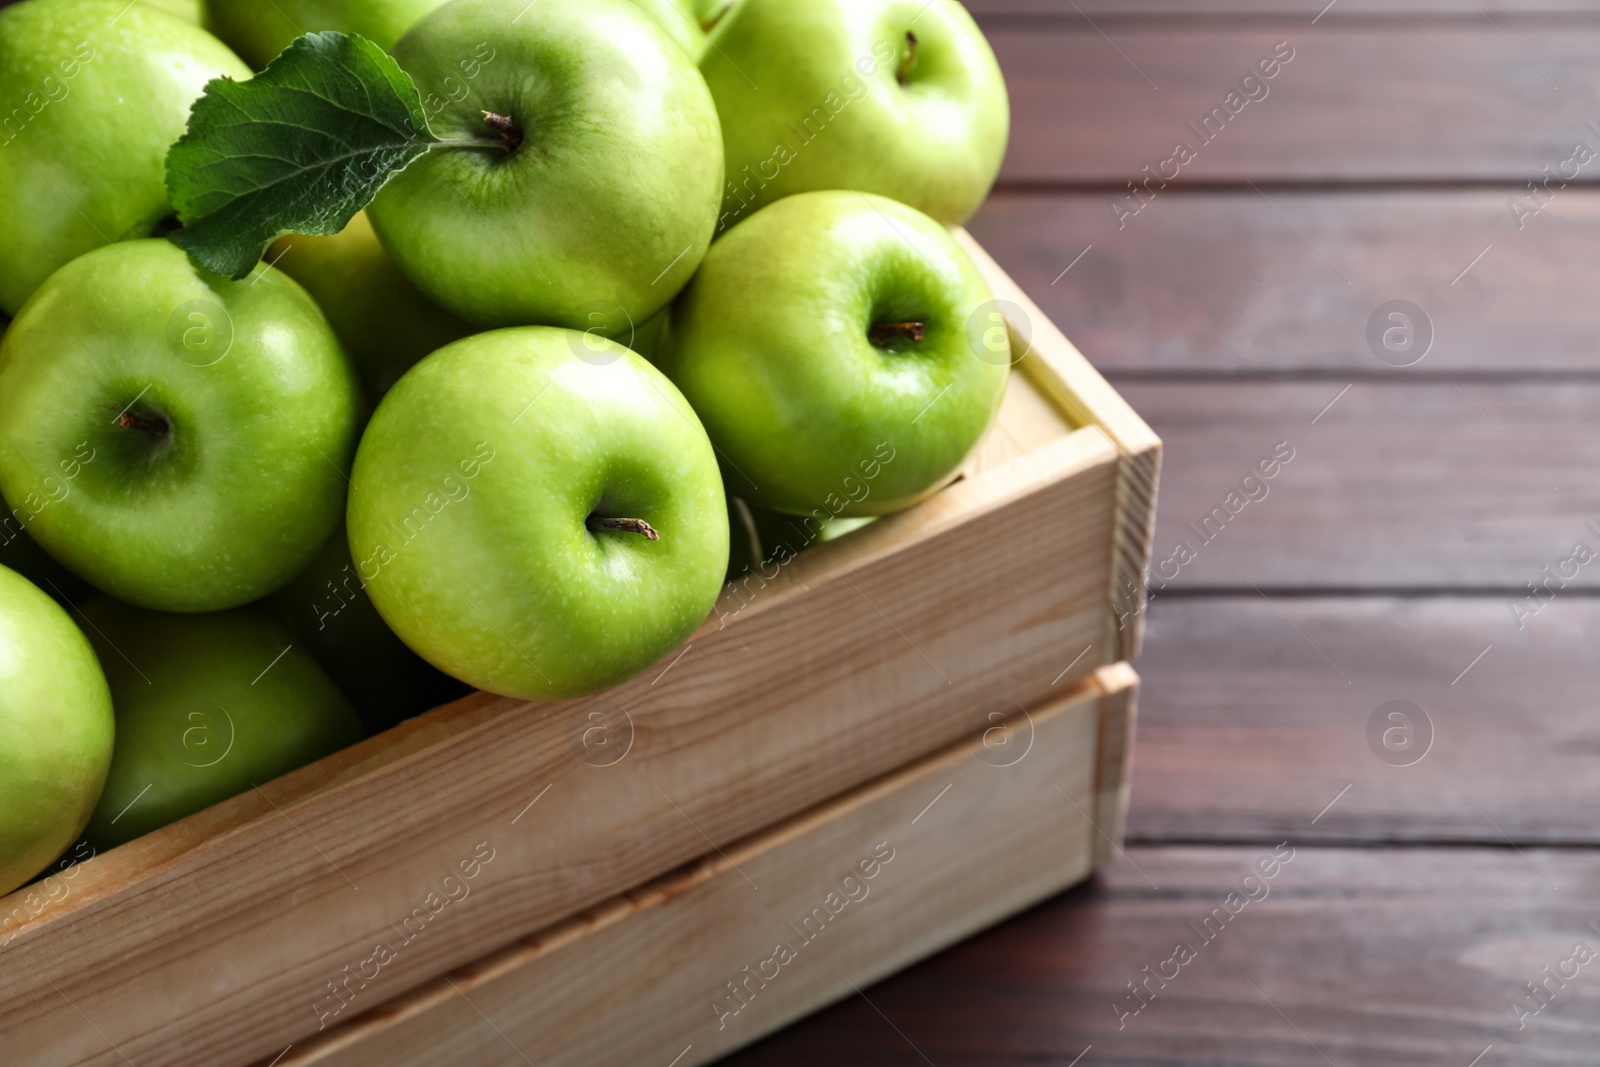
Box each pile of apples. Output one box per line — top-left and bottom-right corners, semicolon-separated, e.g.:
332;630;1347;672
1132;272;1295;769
0;0;1010;897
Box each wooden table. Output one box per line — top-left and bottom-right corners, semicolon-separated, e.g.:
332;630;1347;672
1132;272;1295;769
728;1;1600;1063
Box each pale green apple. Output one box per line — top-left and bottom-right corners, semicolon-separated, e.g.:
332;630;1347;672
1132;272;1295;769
203;0;447;68
0;566;113;896
82;599;363;848
346;327;729;700
701;0;1008;229
268;524;470;734
368;0;723;330
627;0;708;59
0;0;249;314
657;191;1006;517
141;0;202;22
273;212;472;400
0;240;364;612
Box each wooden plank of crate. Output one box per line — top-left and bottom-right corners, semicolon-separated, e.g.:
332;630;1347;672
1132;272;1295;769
720;844;1600;1065
988;23;1599;183
1127;596;1600;845
960;230;1162;663
0;248;1149;1067
1115;379;1594;590
969;190;1600;374
264;665;1138;1067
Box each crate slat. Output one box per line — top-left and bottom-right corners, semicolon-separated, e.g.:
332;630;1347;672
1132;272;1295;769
271;665;1138;1067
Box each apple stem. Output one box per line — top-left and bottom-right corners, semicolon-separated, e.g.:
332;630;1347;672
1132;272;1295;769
700;0;735;33
481;111;523;153
869;321;927;347
587;516;661;541
897;30;919;85
116;410;169;438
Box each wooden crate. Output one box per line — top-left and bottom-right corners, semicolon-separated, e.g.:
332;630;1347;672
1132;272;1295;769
272;665;1139;1067
0;235;1159;1067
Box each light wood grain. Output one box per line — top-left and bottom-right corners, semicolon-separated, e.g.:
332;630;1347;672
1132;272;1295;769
970;190;1600;374
267;666;1137;1067
1116;379;1593;589
0;246;1156;1067
960;231;1163;663
990;24;1600;182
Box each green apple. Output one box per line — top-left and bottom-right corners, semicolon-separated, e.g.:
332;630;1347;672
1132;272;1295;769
269;525;470;734
0;0;249;314
0;239;364;612
82;599;363;848
627;0;731;60
141;0;202;22
657;191;1006;517
0;566;114;896
203;0;447;68
273;212;472;400
0;502;97;608
347;327;729;700
368;0;723;330
701;0;1008;229
627;0;701;59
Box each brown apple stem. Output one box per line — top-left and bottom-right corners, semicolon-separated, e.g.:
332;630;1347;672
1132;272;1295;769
587;516;661;541
869;321;926;346
700;0;735;32
481;111;523;153
116;410;169;438
897;30;919;85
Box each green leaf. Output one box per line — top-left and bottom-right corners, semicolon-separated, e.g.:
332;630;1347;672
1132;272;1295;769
165;32;440;280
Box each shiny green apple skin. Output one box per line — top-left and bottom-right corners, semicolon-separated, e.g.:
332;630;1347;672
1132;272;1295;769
347;327;729;700
274;212;472;401
203;0;447;68
701;0;1008;229
0;0;249;315
369;0;723;330
0;240;365;613
268;525;470;734
657;191;1005;517
627;0;707;59
0;566;114;896
142;0;203;22
82;600;362;849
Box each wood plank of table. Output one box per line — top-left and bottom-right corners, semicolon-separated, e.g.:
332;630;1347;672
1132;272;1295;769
968;190;1600;374
724;845;1600;1065
989;23;1599;182
1112;380;1593;590
1128;595;1600;844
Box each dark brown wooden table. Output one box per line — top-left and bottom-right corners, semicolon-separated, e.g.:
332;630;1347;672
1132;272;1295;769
728;1;1600;1063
